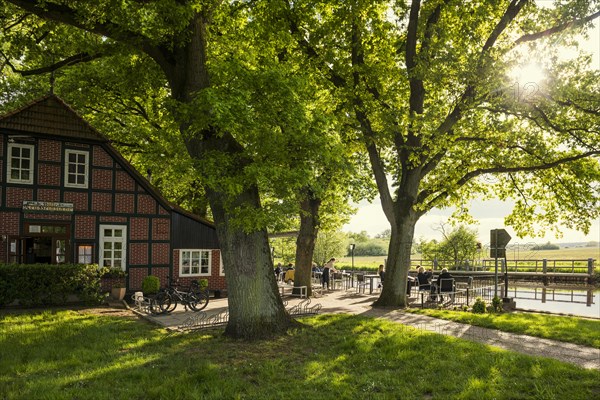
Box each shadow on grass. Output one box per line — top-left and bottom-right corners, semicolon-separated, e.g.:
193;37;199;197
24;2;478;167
0;310;598;399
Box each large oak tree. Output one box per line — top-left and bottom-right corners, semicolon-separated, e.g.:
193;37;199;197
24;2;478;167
281;0;600;306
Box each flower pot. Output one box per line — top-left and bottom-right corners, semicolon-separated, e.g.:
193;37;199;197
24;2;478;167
111;287;126;301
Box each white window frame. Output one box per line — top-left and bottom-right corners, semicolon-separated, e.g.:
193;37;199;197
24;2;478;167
7;143;34;184
64;149;89;188
219;252;225;276
99;225;127;271
179;249;212;277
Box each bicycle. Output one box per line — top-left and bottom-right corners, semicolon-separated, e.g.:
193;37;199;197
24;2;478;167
154;278;209;313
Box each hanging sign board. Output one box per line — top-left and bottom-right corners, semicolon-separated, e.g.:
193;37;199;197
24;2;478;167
22;201;74;214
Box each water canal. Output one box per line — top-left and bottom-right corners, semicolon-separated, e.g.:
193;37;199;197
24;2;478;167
508;286;599;319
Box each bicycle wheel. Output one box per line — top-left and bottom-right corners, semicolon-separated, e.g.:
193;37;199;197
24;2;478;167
155;291;174;314
149;294;167;315
187;292;209;312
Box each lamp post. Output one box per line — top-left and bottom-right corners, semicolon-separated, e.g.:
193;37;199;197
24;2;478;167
350;243;355;270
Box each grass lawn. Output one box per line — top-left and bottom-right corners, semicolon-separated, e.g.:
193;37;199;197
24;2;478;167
407;308;600;349
1;310;599;399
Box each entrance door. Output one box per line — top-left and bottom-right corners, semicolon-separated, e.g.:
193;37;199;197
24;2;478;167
22;223;71;264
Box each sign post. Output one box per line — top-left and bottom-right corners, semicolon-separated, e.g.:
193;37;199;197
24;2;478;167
490;229;511;297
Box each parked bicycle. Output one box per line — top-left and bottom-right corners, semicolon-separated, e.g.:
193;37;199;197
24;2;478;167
153;278;209;314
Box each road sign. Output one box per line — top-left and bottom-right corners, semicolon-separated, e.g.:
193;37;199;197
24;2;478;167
490;229;511;258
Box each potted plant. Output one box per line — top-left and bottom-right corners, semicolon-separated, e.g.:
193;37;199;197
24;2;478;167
110;282;127;301
101;267;127;300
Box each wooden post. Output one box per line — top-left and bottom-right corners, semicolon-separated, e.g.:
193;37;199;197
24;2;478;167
542;259;547;285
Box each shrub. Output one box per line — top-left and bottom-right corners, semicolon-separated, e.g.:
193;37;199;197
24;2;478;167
0;263;104;306
492;296;503;312
472;297;487;314
198;279;208;289
142;275;160;294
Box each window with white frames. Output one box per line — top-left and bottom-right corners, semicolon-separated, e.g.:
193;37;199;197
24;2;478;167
64;150;89;188
99;225;127;270
179;249;211;276
7;143;34;184
219;253;225;276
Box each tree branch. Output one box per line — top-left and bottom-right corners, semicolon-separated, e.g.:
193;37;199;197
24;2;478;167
5;0;172;75
420;149;600;211
0;50;104;76
516;9;600;44
405;0;424;114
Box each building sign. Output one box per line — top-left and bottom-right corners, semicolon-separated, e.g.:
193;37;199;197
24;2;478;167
23;201;74;214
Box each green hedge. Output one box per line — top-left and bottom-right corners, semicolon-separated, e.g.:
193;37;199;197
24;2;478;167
0;263;105;307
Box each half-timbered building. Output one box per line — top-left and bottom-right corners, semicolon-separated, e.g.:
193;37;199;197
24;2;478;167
0;95;225;292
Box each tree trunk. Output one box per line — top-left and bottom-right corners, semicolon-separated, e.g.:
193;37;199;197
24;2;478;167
295;190;321;297
373;212;418;307
207;186;297;339
167;15;295;339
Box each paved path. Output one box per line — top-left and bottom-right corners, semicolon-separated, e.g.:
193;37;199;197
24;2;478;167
130;289;600;370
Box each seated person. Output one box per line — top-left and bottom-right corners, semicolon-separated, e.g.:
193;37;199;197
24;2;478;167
437;267;454;292
416;266;432;291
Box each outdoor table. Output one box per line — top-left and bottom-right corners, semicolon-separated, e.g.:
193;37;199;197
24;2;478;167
363;274;380;294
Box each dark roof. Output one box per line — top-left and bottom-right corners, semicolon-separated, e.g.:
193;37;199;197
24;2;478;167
0;94;108;142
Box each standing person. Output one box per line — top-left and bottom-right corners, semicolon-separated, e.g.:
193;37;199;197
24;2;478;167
377;264;385;288
274;263;282;281
322;258;336;290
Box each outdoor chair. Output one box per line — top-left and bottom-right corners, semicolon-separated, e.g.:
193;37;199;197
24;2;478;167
332;272;345;290
356;274;371;293
438;278;455;303
416;276;431;292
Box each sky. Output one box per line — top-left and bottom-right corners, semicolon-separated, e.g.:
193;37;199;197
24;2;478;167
344;12;599;245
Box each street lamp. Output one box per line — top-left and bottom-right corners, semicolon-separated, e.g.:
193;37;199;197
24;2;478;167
350;243;355;270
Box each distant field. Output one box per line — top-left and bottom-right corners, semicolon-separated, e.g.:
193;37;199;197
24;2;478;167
336;246;599;271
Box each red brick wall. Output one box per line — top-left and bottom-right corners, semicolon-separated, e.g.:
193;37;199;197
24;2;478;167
38;139;61;162
152;218;170;241
6;187;33;208
92;192;112;212
75;215;96;239
210;250;227;290
37;188;60;202
151;243;170;264
63;191;88;211
130;243;148;265
92;146;112;167
38;164;61;186
91;169;113;191
137;194;156;214
0;212;19;235
115;170;135;192
130;217;149;240
115;193;134;214
128;267;148;291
